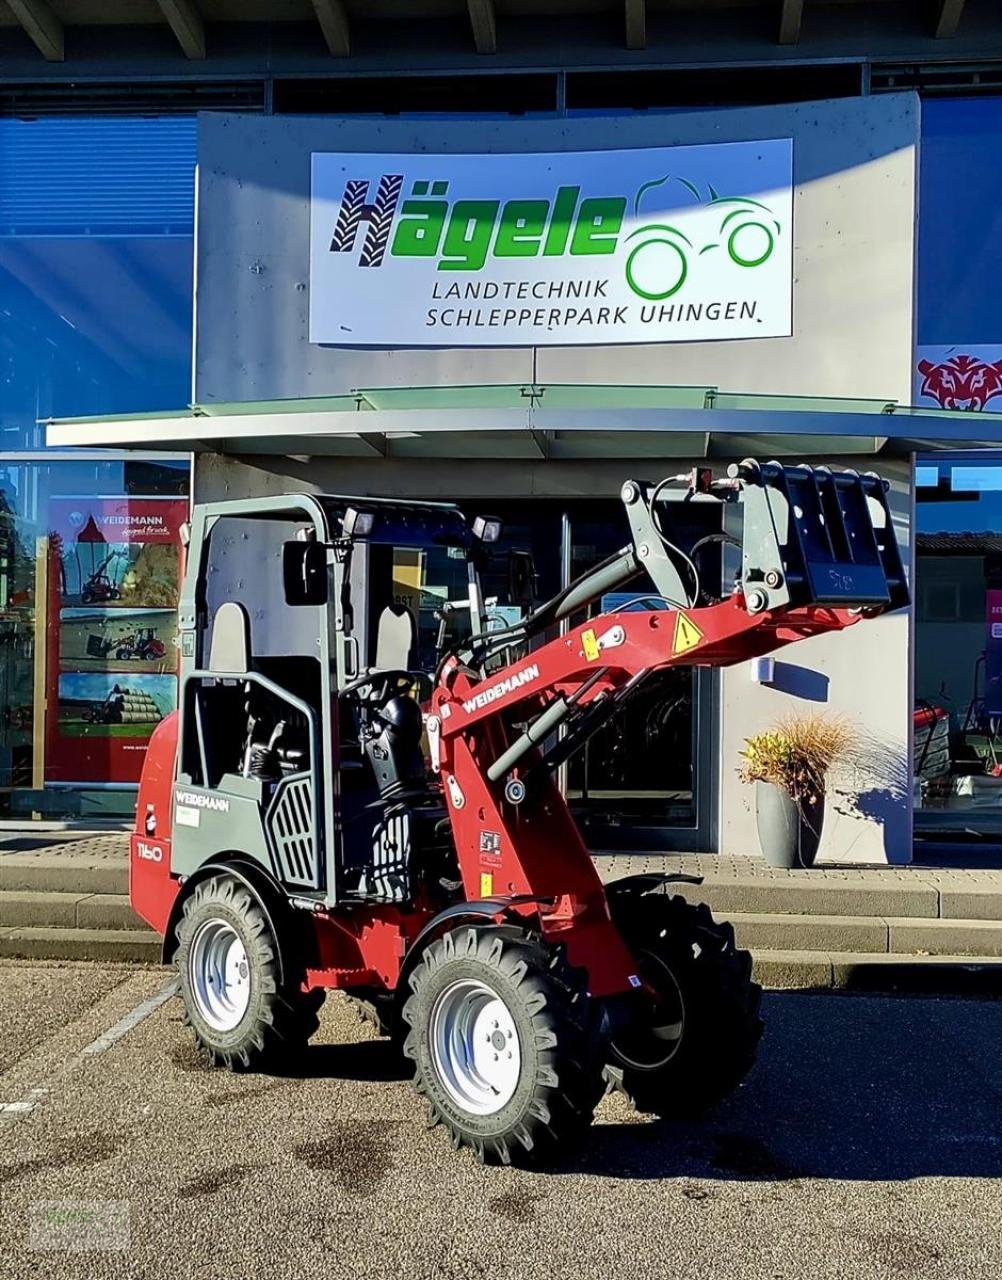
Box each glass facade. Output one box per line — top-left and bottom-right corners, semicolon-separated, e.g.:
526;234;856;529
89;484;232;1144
1;92;1001;836
915;455;1002;831
914;96;1002;832
917;97;1002;352
0;117;195;817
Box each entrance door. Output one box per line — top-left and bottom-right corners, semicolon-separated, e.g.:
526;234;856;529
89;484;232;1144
564;500;718;852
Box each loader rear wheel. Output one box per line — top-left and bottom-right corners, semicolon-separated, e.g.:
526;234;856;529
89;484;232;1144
402;925;606;1166
605;894;763;1116
175;873;320;1072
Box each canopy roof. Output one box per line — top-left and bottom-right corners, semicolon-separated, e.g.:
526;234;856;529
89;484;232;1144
44;383;1002;461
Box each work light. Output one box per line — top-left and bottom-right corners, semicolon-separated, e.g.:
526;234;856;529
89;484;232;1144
343;506;375;538
472;515;502;543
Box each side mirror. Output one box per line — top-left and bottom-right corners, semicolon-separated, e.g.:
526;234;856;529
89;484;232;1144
283;541;328;606
507;549;537;609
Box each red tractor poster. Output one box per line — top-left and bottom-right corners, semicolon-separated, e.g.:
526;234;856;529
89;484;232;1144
45;496;187;786
986;588;1002;721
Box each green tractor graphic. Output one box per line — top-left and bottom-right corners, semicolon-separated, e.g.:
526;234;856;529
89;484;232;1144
624;176;781;302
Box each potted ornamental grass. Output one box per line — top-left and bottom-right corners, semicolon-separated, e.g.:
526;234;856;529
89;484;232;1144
739;713;853;869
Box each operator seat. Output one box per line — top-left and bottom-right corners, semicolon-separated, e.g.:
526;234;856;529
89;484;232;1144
206;600;308;782
356;604;427;902
352;604;425;800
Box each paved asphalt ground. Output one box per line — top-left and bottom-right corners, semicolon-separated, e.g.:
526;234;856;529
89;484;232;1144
1;960;1001;1280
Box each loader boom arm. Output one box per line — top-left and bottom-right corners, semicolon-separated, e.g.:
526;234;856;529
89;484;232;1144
427;460;907;997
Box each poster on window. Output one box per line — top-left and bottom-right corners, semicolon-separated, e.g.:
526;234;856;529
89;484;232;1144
914;345;1002;412
986;590;1002;720
58;608;177;674
45;497;186;786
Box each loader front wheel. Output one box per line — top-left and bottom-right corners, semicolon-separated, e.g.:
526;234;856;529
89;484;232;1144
175;873;319;1072
402;925;606;1165
605;894;763;1116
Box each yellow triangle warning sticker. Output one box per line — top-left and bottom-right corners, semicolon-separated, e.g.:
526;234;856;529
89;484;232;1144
673;611;704;655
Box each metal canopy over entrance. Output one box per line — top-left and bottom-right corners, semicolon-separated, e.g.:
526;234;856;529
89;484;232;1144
45;383;1002;460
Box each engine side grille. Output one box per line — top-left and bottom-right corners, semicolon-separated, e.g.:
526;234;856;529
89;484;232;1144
266;775;320;890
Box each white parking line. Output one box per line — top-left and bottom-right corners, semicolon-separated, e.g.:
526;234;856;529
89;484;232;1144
79;982;176;1059
0;1086;48;1121
0;977;175;1128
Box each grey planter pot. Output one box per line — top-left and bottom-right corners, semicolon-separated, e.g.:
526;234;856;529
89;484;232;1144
755;781;824;869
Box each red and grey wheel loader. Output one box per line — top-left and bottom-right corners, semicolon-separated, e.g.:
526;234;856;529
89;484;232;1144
131;460;907;1165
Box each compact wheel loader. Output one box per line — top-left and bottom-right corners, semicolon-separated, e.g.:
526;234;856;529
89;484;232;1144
131;460;907;1165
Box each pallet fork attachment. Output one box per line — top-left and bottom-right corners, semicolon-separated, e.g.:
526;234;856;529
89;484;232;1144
730;459;907;614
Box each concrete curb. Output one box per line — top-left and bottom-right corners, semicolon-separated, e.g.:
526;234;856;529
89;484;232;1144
0;865;128;895
672;879;941;920
754;949;1002;994
0;891;144;931
4;838;1002;990
0;926;161;963
594;856;1002;922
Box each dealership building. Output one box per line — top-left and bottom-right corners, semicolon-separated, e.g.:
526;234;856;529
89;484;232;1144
4;2;1002;864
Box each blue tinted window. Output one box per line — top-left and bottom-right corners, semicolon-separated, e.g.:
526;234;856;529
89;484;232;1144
0;117;195;236
916;452;1002;534
918;98;1002;346
0;117;196;450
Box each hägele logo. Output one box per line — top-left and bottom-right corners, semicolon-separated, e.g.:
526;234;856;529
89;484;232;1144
328;171;782;302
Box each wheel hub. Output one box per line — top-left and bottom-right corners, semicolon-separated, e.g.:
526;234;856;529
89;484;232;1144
189;918;252;1033
429;979;522;1116
612;949;685;1072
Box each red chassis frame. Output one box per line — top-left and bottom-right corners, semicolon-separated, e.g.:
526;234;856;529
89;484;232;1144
132;594;863;1001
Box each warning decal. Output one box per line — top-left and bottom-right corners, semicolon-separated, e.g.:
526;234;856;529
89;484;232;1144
672;612;704;655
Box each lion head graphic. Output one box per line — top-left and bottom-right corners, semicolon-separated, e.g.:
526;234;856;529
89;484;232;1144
917;354;1002;411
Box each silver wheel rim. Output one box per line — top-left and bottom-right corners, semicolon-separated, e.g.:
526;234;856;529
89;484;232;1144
614;951;685;1072
429;978;522;1116
188;918;252;1033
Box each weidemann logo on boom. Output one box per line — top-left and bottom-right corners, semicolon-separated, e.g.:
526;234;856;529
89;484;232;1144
463;665;540;715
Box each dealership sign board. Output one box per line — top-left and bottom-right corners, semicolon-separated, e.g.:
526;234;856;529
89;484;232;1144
309;140;793;347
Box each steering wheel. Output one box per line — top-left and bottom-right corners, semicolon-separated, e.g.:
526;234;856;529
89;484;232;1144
339;669;423;705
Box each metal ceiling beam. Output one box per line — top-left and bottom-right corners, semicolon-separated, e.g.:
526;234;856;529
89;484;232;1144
156;0;205;60
778;0;804;45
311;0;351;57
6;0;63;61
467;0;497;54
625;0;646;50
935;0;966;38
